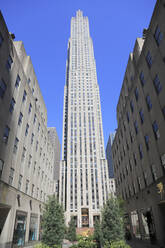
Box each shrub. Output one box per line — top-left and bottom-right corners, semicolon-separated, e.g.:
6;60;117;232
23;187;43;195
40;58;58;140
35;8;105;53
103;240;131;248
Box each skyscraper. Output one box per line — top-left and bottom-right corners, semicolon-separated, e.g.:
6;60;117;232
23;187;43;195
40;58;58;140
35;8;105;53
59;10;109;228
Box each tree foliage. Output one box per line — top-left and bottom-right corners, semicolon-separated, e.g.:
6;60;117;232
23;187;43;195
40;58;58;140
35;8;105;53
67;216;77;241
93;219;103;247
41;195;65;246
101;198;124;244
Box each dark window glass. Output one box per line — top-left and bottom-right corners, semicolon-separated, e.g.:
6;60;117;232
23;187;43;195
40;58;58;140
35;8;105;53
139;109;144;124
152;121;160;139
6;55;13;71
22;90;27;102
18;112;23;126
146;95;152;110
28;103;32;114
144;135;149;150
134;87;139;101
33;114;36;124
9;98;16;113
162;106;165;119
0;159;4;178
139;71;145;86
0;79;7;98
134;121;138;134
153;74;162;94
133;153;137;166
3;125;10;144
15;75;20;88
139;144;143;159
31;133;34;144
130;100;134;113
25;124;29;136
146;51;152;68
13;137;19;153
154;25;163;46
126;112;130;123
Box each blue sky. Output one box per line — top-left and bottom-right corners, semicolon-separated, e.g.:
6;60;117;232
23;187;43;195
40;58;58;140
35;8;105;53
1;0;156;147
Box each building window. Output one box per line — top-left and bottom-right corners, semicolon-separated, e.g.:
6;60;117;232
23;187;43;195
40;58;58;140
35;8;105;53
22;90;27;102
126;112;130;123
18;112;23;126
134;121;138;134
18;174;23;190
22;147;26;161
38;123;40;132
134;87;139;101
13;137;19;154
0;79;7;98
9;98;16;113
3;125;10;144
0;159;4;178
146;51;152;68
28;155;32;168
133;153;137;166
25;179;29;194
6;55;13;71
9;168;14;185
25;124;29;136
154;25;163;46
146;95;152;111
139;109;144;124
152;121;160;139
153;74;162;94
31;184;34;197
139;144;143;160
15;75;20;88
33;114;36;124
28;103;32;114
0;32;4;46
31;133;34;144
139;71;145;86
144;135;149;150
130;100;134;113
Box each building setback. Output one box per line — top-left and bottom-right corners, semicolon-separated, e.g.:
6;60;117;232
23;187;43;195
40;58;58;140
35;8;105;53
0;12;60;247
112;0;165;246
59;10;109;228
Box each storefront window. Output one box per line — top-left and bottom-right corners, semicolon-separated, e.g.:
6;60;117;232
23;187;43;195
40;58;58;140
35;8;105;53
13;211;27;246
29;214;38;241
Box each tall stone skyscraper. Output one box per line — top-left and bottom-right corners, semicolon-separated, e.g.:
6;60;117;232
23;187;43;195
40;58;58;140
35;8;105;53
59;10;109;228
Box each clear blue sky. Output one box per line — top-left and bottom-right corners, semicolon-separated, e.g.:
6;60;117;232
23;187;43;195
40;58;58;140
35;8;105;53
1;0;156;147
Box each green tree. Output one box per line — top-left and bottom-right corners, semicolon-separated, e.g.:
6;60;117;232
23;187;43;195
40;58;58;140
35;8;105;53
67;216;77;241
41;195;65;246
101;197;124;244
93;219;103;248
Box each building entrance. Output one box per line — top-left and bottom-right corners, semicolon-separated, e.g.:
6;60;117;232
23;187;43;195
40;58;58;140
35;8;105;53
81;208;89;227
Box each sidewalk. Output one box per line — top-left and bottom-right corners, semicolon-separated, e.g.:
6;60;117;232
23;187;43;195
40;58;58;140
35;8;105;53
127;239;164;248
